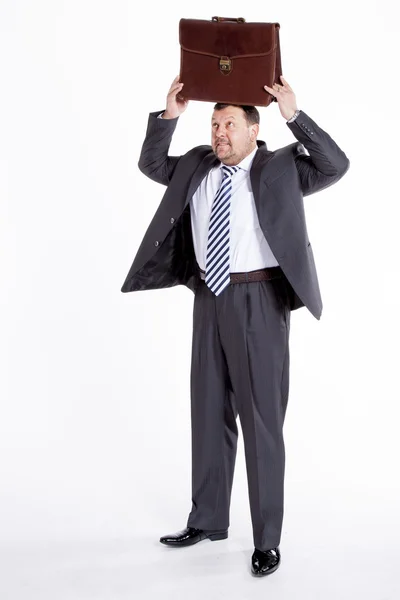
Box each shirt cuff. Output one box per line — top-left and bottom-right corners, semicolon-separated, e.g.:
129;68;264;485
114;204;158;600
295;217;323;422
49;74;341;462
157;112;165;119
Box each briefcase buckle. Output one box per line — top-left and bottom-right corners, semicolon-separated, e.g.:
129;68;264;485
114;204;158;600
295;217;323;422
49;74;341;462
219;56;232;75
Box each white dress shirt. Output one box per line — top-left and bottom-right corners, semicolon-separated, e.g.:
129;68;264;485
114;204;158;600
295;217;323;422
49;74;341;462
189;147;279;271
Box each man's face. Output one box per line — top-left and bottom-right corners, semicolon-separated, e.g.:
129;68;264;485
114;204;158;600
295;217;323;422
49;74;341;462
211;106;259;166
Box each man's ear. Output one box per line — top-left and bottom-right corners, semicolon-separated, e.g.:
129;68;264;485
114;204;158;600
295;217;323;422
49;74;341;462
250;123;260;141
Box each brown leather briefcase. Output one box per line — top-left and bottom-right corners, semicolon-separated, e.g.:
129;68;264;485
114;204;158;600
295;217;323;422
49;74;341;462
179;16;282;107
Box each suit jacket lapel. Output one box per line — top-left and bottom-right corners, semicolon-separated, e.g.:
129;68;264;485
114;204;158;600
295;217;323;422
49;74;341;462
184;152;219;209
250;142;276;215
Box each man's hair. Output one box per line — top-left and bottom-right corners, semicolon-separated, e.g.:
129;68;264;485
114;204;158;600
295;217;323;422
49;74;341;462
213;103;260;126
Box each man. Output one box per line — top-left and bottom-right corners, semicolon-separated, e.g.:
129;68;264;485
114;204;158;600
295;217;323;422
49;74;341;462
121;75;350;576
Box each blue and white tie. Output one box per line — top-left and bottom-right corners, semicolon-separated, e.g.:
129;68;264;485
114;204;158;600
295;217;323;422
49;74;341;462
205;165;239;296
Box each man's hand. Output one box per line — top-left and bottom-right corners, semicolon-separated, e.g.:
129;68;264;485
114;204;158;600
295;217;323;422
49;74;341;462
264;76;298;121
162;75;189;119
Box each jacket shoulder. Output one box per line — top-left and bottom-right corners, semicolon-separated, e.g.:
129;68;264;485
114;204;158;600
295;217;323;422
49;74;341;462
273;141;306;158
184;144;213;158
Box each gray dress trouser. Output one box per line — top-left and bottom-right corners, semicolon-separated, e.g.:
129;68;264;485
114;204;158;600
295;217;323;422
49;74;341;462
186;271;291;551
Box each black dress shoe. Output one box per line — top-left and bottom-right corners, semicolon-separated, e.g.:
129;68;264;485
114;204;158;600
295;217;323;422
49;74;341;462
159;526;228;547
251;547;281;576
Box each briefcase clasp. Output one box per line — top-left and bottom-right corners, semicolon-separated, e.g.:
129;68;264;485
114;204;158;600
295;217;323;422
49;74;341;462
219;56;232;75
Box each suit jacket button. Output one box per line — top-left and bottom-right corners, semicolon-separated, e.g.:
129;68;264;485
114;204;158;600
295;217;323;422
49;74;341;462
154;241;159;247
170;217;175;223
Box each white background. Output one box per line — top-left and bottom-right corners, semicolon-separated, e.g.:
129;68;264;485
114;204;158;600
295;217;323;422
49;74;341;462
1;1;399;598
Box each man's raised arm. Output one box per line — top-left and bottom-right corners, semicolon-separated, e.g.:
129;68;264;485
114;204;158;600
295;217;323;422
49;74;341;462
138;76;189;186
264;76;350;197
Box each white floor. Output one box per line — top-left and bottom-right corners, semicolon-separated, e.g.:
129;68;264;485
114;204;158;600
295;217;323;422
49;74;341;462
2;507;399;600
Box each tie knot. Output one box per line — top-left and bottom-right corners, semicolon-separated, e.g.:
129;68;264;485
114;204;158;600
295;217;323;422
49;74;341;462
222;165;240;179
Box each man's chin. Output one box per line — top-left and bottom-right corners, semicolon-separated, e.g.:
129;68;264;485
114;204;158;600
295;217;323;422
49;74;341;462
215;145;232;157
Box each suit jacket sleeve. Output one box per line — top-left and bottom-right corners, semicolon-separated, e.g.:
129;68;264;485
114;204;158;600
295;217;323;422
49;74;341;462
287;110;350;197
138;110;182;186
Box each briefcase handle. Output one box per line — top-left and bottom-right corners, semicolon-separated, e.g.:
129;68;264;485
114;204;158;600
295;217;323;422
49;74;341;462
211;16;246;23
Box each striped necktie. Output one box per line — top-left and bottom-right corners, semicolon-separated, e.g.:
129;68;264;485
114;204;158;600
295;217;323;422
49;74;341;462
205;164;240;295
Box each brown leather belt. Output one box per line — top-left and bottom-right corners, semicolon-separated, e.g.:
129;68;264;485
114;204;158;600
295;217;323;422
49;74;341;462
199;266;283;284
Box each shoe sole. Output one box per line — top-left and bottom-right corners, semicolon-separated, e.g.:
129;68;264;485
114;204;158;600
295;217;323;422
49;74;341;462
251;561;281;577
206;531;228;542
160;531;228;547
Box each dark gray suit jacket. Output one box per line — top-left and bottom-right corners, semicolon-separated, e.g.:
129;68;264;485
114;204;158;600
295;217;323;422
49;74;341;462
120;109;350;320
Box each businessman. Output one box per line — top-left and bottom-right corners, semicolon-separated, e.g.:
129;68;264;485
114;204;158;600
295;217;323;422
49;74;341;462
121;74;350;576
